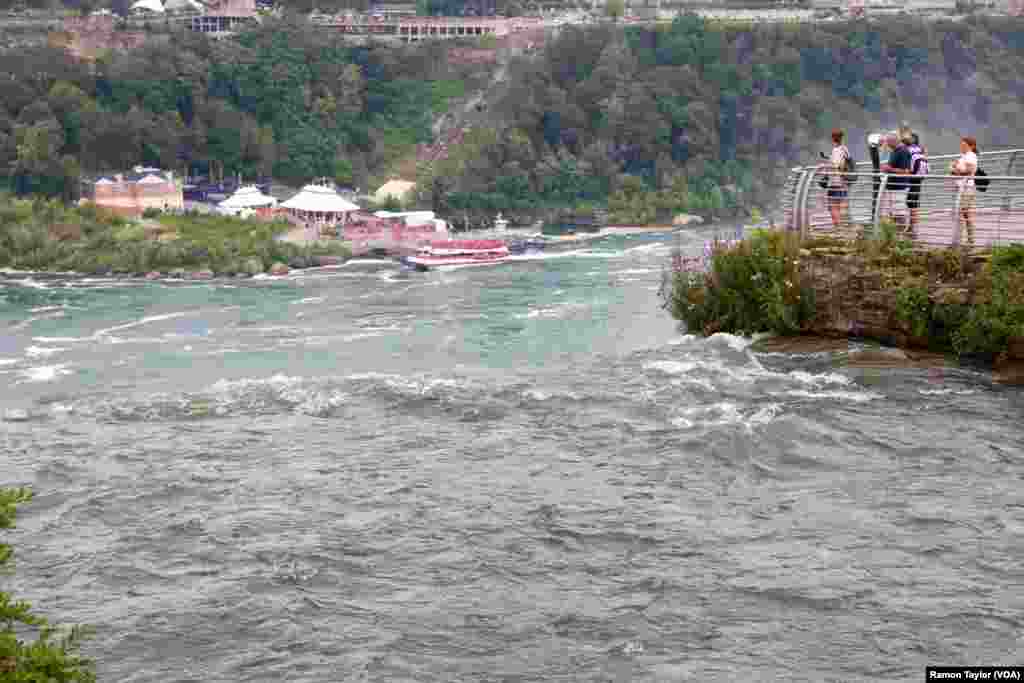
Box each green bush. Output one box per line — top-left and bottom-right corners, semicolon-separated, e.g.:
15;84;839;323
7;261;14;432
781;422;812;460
895;285;930;338
663;230;815;336
113;224;146;242
991;243;1024;273
1;487;96;681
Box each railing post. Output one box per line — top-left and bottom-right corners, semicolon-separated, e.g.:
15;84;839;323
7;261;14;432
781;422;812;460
952;185;962;248
794;169;814;239
1003;152;1018;227
872;173;888;236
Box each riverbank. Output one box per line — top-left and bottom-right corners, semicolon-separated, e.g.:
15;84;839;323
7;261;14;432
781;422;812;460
0;198;352;277
660;227;1024;384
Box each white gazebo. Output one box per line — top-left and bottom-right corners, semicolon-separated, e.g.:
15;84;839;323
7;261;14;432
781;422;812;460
217;184;277;216
281;179;360;230
163;0;203;11
130;0;165;12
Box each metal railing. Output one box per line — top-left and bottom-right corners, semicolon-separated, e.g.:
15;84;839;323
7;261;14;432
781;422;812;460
781;148;1024;248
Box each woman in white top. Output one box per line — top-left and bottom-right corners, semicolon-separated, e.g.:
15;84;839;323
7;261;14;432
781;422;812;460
826;128;849;228
950;135;978;247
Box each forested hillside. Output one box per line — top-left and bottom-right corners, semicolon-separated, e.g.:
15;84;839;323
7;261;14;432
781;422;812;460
0;17;476;197
2;14;1024;221
424;13;1024;221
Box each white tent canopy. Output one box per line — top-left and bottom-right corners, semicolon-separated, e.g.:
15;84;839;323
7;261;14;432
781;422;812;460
218;185;277;210
374;210;435;225
163;0;203;11
373;179;415;203
131;0;165;12
281;183;360;213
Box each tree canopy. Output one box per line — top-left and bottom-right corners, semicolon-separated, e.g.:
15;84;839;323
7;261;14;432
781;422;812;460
2;13;1024;222
1;487;96;681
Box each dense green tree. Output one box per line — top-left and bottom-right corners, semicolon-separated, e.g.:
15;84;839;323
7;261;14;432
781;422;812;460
4;13;1024;220
0;487;96;681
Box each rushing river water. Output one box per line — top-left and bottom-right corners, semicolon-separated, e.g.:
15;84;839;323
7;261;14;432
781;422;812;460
1;228;1022;682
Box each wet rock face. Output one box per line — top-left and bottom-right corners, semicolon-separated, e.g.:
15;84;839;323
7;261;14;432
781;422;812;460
784;252;1024;384
994;358;1024;385
803;254;904;344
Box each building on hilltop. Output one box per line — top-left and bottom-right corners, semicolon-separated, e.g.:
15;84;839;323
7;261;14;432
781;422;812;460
188;0;256;34
80;166;184;217
57;14;147;60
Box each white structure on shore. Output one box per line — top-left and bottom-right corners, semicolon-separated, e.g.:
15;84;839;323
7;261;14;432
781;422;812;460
130;0;165;13
217;184;277;217
281;178;360;227
373;210;448;233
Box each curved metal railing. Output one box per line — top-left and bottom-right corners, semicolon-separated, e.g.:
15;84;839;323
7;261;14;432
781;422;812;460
781;148;1024;248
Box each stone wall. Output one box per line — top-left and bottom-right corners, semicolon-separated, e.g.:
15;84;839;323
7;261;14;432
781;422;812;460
798;246;1024;382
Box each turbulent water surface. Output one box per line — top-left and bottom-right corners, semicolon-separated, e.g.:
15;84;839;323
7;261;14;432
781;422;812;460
2;228;1022;682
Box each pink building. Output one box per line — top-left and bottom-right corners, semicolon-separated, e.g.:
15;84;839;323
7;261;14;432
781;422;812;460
80;167;184;217
189;0;255;33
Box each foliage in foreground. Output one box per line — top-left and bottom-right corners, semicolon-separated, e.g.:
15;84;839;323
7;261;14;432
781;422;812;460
0;196;351;274
1;487;96;682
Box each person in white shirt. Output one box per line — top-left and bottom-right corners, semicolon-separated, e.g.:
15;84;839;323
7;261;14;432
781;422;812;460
950;135;978;247
826;128;850;228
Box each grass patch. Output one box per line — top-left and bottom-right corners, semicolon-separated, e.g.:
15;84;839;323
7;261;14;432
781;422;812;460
0;198;350;275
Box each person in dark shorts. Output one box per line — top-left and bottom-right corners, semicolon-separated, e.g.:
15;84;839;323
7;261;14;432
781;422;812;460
826;128;850;228
905;133;927;236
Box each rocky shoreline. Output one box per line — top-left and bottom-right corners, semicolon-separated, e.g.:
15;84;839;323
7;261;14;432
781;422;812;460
662;230;1024;385
0;255;350;282
792;245;1024;384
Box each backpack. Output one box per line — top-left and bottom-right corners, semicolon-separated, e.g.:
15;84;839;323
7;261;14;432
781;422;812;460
842;146;859;184
909;145;929;176
975;167;990;192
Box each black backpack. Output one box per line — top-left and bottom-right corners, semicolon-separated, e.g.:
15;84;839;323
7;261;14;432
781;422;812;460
842;148;859;184
975;167;990;192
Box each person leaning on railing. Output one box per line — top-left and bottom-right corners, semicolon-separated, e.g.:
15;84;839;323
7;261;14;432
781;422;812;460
950;135;979;248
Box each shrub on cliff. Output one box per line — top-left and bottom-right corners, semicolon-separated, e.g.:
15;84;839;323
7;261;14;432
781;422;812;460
661;229;815;336
949;252;1024;359
0;487;96;681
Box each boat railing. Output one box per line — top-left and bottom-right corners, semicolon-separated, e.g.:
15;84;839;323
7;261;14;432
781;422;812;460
780;148;1024;248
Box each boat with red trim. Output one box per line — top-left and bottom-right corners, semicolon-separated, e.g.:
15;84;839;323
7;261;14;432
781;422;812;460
399;239;511;269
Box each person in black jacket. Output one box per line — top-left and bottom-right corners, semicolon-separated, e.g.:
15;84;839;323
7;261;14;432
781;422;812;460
881;130;913;226
905;132;927;237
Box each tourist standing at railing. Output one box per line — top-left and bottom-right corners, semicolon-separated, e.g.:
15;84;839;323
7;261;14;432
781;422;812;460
826;128;850;229
950;136;978;248
906;132;928;238
881;129;913;230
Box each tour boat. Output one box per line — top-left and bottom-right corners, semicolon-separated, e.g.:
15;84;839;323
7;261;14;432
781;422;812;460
399;239;511;269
